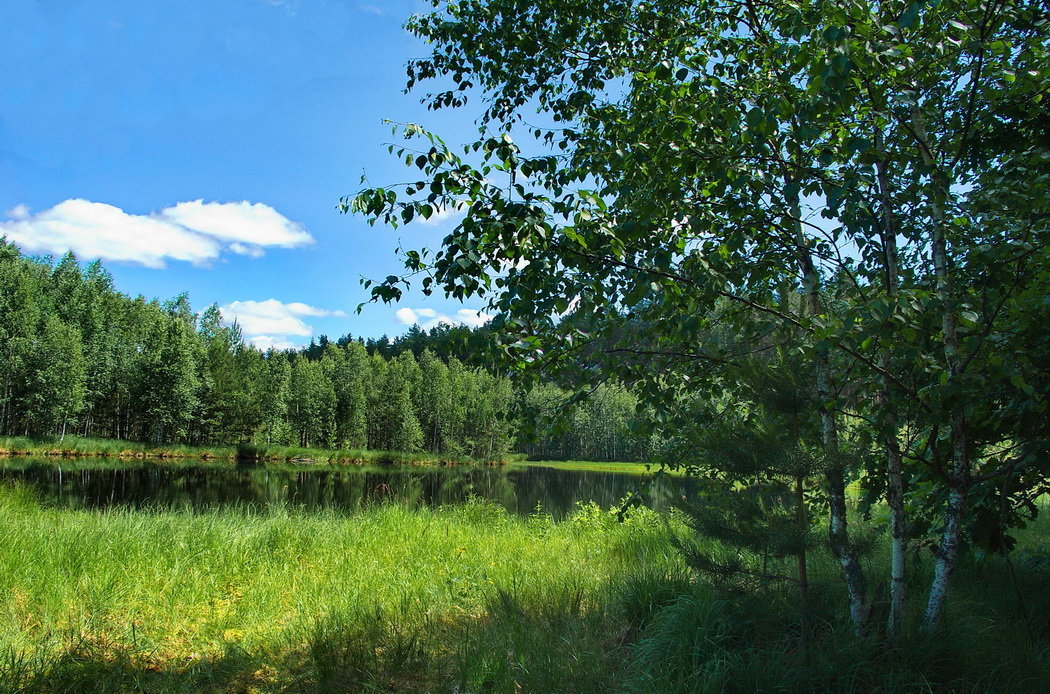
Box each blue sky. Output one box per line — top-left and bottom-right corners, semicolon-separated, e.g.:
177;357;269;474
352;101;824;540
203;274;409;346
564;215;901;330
0;0;491;348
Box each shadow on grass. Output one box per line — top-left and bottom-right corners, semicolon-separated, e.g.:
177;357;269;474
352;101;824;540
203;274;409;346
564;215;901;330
4;552;1049;693
2;641;269;694
0;586;619;694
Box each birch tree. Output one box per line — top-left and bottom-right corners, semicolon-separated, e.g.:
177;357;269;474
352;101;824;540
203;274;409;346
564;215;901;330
350;0;1049;634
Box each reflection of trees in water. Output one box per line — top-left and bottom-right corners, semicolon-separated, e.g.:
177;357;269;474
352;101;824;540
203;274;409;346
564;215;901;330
0;458;694;517
503;468;693;517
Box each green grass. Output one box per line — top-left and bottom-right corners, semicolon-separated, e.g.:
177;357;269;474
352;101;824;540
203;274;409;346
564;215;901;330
0;435;504;466
0;483;1046;692
514;459;686;476
0;485;677;692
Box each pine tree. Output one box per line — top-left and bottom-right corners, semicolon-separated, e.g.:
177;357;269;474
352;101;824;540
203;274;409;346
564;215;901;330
669;350;832;617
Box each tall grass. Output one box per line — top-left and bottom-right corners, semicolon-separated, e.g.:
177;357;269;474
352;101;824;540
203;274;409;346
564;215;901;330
620;506;1050;693
0;435;234;460
0;482;1046;692
0;435;505;465
0;485;675;692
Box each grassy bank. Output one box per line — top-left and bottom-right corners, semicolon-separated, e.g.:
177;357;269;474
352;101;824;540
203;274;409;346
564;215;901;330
0;436;508;466
515;459;685;476
0;485;1047;692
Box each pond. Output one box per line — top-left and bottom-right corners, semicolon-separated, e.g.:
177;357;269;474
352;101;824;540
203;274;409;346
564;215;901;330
0;457;695;518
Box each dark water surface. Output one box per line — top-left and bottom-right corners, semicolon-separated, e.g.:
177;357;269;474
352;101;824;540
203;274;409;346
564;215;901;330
0;457;694;518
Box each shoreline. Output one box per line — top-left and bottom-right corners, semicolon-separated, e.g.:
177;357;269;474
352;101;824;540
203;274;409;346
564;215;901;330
0;436;508;467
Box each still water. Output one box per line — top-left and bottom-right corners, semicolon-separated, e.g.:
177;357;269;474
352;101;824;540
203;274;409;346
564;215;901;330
0;458;693;518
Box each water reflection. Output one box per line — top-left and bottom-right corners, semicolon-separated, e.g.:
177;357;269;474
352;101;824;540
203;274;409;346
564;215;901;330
0;458;694;518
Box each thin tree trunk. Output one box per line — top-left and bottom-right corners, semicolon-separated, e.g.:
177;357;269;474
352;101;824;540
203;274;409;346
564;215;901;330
922;462;966;631
921;219;971;633
875;141;908;642
0;377;10;436
788;184;868;634
822;402;869;632
912;110;971;634
884;414;906;638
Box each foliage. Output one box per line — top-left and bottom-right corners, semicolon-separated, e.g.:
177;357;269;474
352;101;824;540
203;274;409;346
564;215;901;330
349;0;1050;634
0;243;518;460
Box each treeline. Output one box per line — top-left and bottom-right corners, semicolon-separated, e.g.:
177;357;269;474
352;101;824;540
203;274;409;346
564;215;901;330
298;323;482;363
0;241;653;460
0;242;515;458
518;384;657;463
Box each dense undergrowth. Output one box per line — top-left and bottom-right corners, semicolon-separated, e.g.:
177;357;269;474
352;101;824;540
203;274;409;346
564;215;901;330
0;484;1046;693
0;435;512;466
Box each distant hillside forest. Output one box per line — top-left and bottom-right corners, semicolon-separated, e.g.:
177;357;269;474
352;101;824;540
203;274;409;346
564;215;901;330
0;241;654;461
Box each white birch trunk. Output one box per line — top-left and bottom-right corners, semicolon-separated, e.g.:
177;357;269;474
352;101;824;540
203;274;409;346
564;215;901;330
788;185;869;634
920;158;970;633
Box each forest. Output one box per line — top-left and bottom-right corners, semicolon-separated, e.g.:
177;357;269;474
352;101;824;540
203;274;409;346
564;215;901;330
0;240;653;461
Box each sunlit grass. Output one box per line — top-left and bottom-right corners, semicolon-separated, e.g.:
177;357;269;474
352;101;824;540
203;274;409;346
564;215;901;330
0;435;505;466
515;459;686;476
0;485;677;692
0;484;1045;692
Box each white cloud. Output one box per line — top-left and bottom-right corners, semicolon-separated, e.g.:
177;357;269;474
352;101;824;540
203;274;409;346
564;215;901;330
0;199;313;268
395;306;492;331
160;199;311;250
5;204;30;220
247;335;297;351
356;4;384;15
395;307;436;324
220;299;348;349
454;308;493;328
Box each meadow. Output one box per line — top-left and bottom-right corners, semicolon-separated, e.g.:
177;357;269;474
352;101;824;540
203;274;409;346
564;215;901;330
0;483;1046;693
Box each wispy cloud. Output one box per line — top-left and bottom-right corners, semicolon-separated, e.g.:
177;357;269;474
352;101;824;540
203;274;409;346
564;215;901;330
395;306;492;330
261;0;299;11
221;299;347;350
1;199;312;268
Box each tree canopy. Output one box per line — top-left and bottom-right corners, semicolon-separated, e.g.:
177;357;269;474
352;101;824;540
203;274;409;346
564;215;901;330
350;0;1049;634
